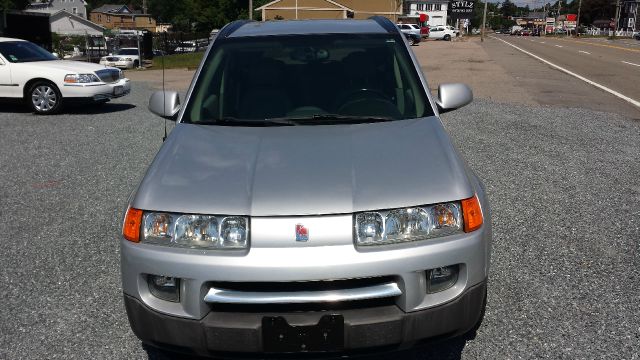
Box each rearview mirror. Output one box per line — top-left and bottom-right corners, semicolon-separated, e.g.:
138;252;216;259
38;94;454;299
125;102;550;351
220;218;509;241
436;83;473;114
149;91;181;120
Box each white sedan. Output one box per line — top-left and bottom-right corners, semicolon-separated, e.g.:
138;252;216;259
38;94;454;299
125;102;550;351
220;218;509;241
99;48;141;69
0;37;130;114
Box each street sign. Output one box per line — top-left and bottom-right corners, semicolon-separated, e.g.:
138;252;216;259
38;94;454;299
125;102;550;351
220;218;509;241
449;0;474;19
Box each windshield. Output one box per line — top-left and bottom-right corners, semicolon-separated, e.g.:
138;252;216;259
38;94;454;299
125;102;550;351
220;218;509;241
117;49;139;55
182;34;433;125
0;41;57;63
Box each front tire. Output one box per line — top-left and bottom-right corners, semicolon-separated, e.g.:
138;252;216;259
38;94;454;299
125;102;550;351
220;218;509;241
27;81;62;115
408;37;416;46
444;34;452;41
133;60;139;68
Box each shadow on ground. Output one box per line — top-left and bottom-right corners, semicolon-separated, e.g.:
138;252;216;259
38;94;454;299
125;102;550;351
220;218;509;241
0;102;136;115
143;334;470;360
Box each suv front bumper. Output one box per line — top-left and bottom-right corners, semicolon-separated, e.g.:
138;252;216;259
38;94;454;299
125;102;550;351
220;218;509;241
125;280;486;356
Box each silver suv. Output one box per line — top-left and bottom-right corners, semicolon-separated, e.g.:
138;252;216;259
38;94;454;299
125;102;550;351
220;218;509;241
121;17;491;356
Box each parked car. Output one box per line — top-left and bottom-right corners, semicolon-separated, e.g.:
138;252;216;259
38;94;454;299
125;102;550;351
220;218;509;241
633;31;640;40
429;25;457;41
99;48;140;69
520;29;531;36
152;49;166;57
122;17;490;357
173;41;198;53
396;23;421;36
0;37;130;114
403;32;422;45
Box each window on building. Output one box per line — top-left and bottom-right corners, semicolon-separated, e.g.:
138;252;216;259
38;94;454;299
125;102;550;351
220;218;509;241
417;4;424;11
435;4;442;11
98;14;101;21
107;15;110;23
72;7;77;13
426;4;434;11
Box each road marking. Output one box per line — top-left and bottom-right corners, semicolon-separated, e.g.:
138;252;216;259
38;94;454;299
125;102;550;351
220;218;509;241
622;61;640;67
579;50;591;54
555;44;563;48
555;37;640;53
490;36;640;109
540;41;546;44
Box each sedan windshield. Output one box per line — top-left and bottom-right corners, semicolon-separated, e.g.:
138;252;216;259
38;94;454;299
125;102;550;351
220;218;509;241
0;41;57;63
182;34;433;125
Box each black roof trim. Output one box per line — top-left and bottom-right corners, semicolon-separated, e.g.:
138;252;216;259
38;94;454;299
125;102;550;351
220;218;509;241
369;16;396;34
218;20;253;38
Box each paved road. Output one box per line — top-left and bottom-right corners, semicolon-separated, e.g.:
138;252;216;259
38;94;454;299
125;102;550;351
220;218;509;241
487;35;640;115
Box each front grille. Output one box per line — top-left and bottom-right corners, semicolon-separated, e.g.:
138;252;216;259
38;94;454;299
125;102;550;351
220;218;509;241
95;69;120;83
207;276;399;312
106;57;119;62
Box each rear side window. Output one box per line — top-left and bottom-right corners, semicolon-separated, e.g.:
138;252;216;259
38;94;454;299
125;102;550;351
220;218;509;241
182;34;433;124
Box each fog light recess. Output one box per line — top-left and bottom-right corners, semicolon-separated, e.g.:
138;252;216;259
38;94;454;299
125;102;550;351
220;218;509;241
426;265;459;294
148;275;180;302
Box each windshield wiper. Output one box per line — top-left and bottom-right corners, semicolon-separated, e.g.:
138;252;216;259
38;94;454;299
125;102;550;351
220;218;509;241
194;117;296;126
266;114;394;125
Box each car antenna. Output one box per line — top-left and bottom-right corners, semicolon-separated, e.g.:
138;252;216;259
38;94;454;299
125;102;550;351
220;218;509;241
162;32;167;142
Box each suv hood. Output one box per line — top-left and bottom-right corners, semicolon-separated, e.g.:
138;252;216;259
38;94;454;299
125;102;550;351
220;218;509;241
133;118;474;216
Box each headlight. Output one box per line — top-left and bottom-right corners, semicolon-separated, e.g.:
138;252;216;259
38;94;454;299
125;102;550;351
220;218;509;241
64;73;100;83
140;212;248;249
355;202;464;246
124;57;133;61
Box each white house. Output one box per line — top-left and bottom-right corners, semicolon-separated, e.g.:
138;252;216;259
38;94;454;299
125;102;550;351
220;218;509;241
402;0;449;27
50;9;105;36
26;0;89;19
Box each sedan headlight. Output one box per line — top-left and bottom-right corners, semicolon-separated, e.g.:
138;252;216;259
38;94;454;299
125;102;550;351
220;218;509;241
140;212;248;249
355;201;466;246
64;73;100;83
124;57;133;61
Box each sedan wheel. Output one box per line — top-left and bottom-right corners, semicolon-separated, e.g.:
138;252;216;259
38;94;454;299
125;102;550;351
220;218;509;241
28;82;62;114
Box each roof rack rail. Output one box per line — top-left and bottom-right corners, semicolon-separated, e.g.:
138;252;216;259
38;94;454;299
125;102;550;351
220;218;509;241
369;16;396;33
218;20;252;38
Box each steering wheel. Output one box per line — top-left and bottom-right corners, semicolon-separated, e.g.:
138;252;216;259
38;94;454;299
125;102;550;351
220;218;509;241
335;88;398;117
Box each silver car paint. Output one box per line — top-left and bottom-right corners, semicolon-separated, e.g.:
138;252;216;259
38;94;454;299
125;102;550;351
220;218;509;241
132;118;473;217
122;19;491;322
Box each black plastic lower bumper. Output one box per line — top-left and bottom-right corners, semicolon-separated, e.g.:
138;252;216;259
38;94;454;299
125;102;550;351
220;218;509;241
124;281;486;356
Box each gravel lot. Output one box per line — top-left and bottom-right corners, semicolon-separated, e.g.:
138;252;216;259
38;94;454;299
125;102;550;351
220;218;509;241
1;82;639;359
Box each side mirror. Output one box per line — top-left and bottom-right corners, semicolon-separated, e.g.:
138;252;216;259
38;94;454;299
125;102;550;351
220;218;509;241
149;91;181;120
436;83;473;114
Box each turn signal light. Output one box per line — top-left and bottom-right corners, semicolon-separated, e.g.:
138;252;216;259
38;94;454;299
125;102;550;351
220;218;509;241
123;207;143;242
461;195;483;232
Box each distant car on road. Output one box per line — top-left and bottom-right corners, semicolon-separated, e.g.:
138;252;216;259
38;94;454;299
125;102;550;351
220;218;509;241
99;48;140;69
634;32;640;40
0;37;130;114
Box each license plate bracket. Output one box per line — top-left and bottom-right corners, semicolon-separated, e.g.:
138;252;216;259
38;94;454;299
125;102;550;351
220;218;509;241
113;85;123;96
262;314;344;353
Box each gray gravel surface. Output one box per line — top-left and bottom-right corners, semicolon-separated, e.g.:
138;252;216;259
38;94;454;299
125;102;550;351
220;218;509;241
1;83;639;359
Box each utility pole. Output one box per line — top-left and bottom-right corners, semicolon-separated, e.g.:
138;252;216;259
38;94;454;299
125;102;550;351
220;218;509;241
613;0;621;38
249;0;253;20
576;0;582;35
481;1;488;42
142;0;147;14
